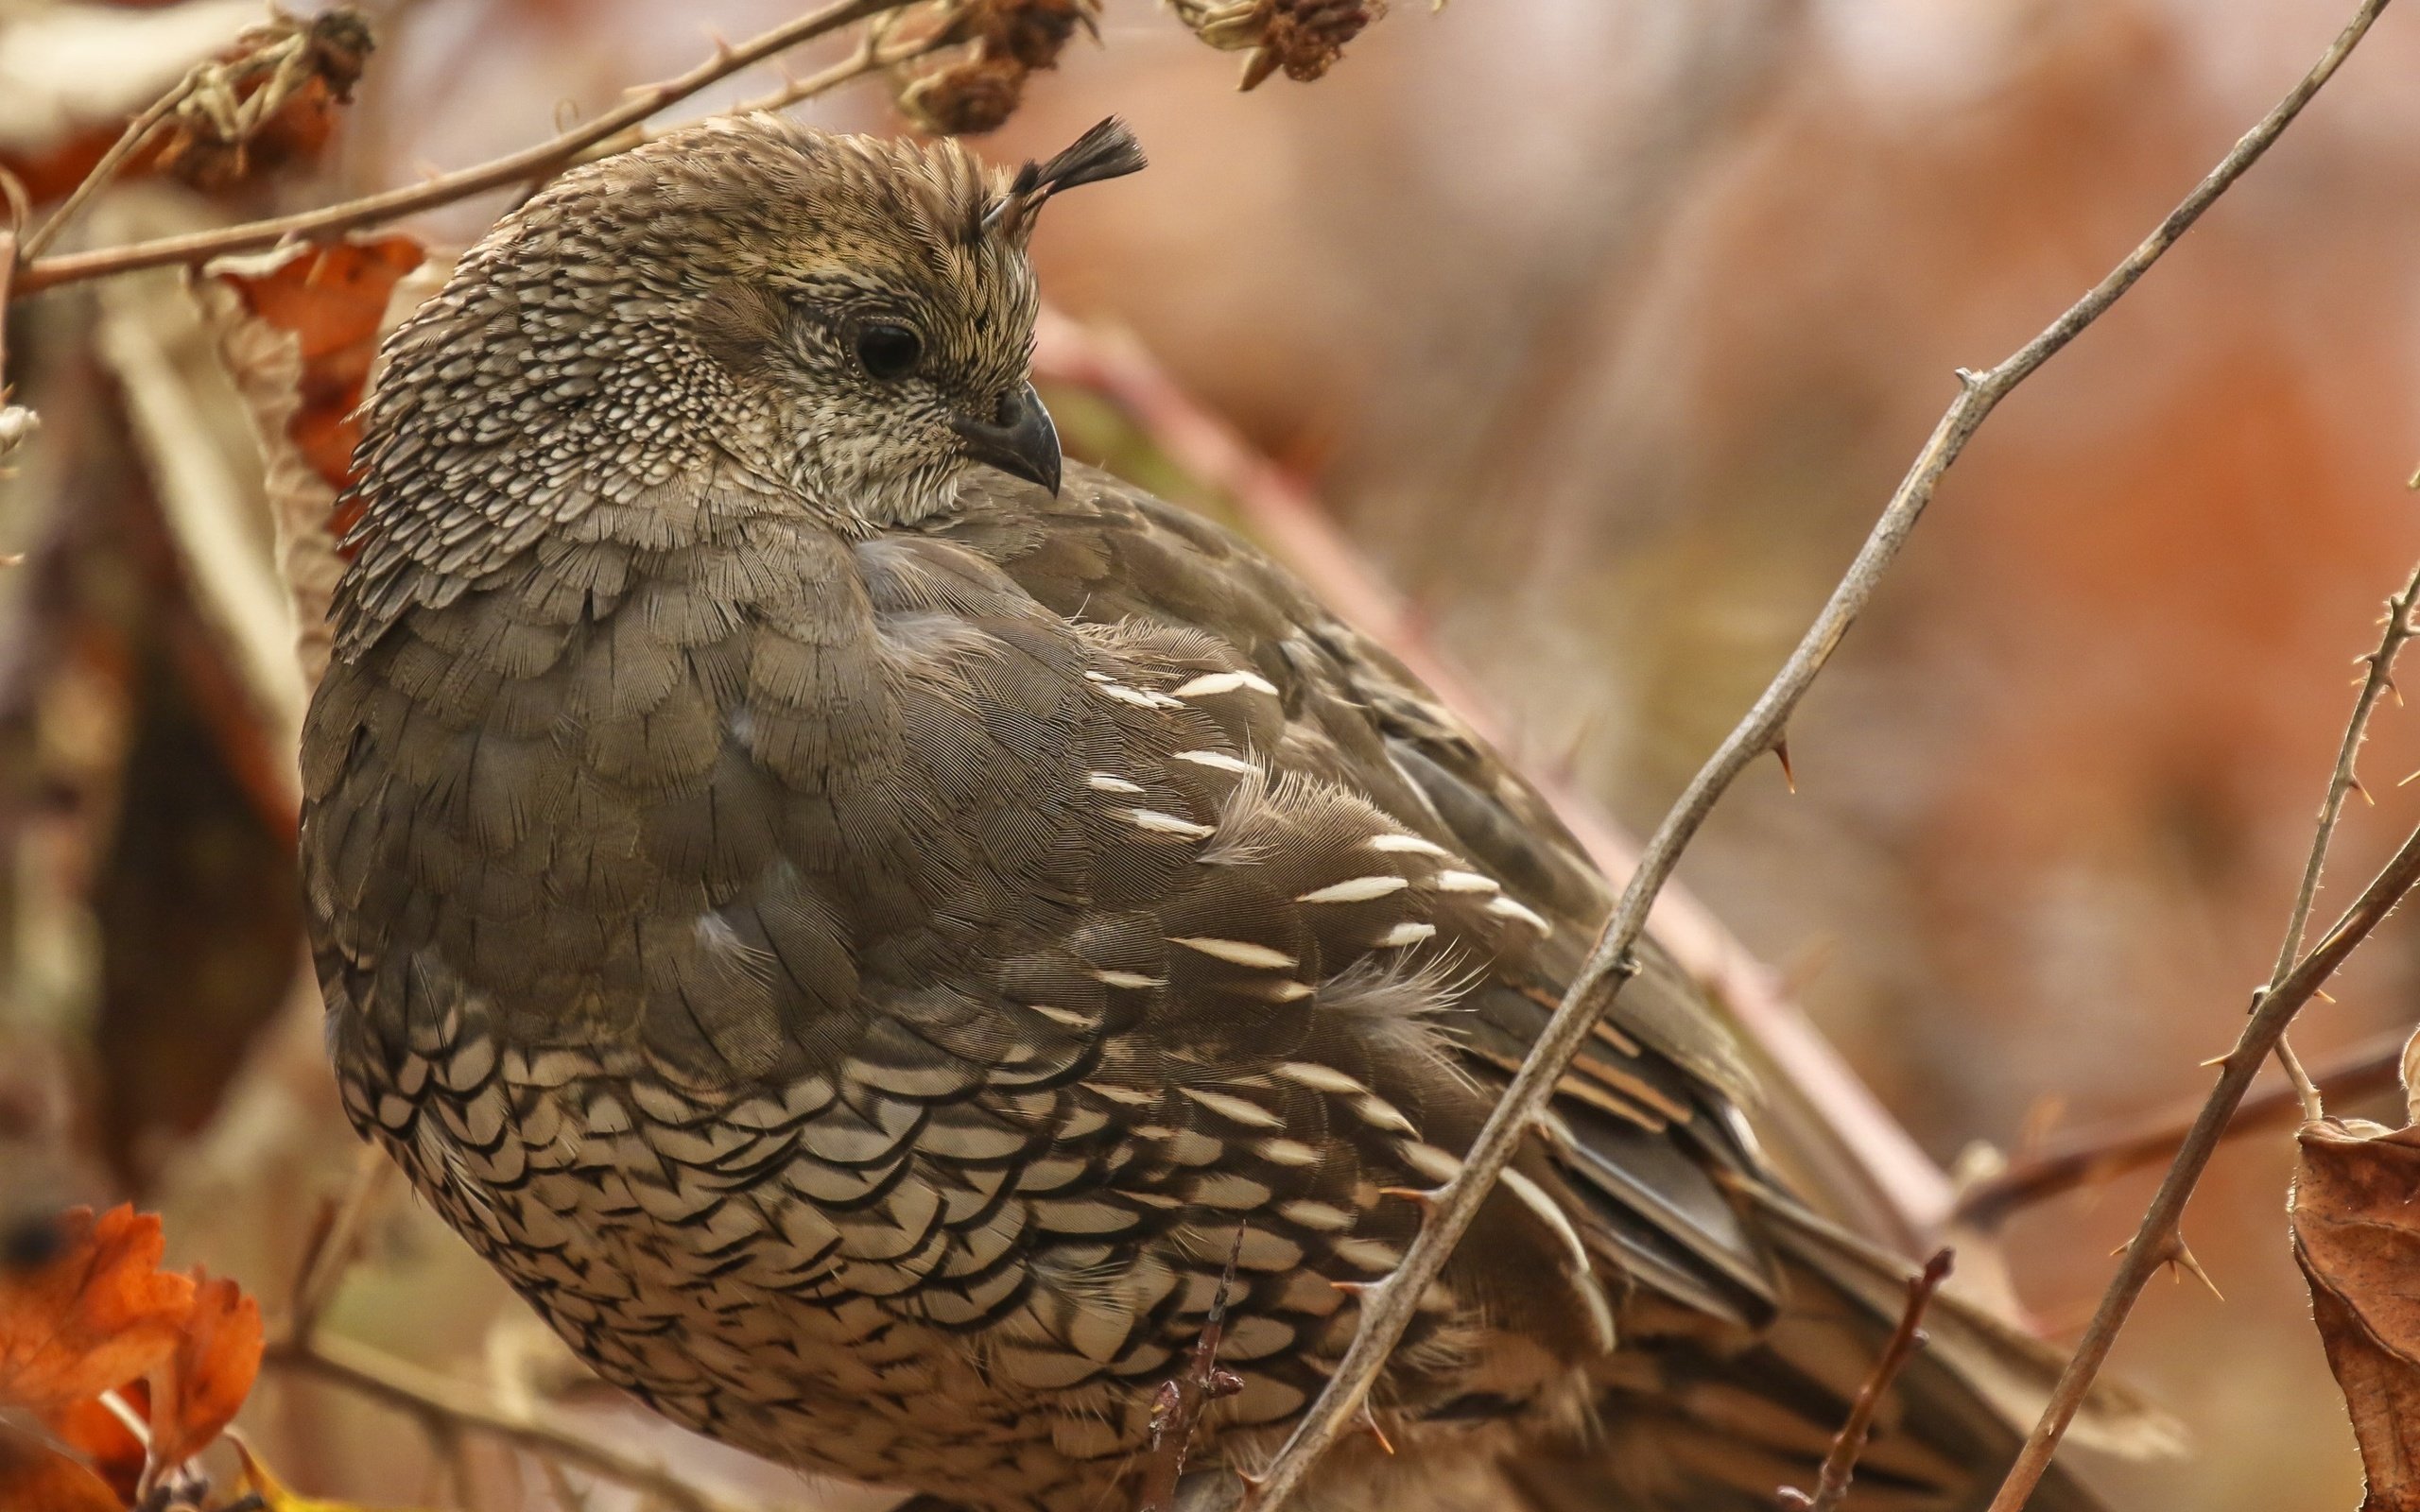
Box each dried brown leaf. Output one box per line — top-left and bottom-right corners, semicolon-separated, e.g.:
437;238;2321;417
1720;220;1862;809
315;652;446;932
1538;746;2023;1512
43;1384;147;1503
147;1269;263;1471
0;1422;121;1512
0;1206;193;1414
2291;1111;2420;1511
199;234;429;688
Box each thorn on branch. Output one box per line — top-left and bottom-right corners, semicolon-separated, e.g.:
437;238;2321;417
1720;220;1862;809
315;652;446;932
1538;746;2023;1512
1353;1405;1394;1455
1776;1248;1954;1512
1772;735;1797;794
2163;1236;2224;1301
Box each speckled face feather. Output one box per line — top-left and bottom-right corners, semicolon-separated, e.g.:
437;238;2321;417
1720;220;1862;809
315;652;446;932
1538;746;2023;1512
337;114;1139;653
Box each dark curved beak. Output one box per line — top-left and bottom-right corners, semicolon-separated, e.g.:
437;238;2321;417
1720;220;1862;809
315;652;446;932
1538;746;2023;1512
952;383;1062;496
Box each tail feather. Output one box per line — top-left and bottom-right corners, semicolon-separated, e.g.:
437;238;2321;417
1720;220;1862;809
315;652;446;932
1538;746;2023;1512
1510;1195;2181;1512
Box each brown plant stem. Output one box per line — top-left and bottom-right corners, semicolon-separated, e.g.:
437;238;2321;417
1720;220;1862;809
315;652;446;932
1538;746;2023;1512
2264;565;2420;1116
1135;1225;1248;1512
1778;1248;1954;1512
16;64;199;264
9;0;915;298
0;227;14;387
1953;1023;2414;1228
1984;818;2420;1510
285;1145;394;1345
266;1332;759;1512
1243;1;2394;1506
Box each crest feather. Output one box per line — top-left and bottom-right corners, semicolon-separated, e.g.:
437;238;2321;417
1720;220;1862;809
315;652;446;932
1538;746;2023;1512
981;117;1147;242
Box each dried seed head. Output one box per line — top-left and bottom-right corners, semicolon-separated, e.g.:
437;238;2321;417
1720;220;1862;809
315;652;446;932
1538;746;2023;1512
1172;0;1385;91
157;5;378;190
896;0;1099;136
901;56;1030;137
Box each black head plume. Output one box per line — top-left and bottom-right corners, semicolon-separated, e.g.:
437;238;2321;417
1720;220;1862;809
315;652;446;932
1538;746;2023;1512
981;117;1147;243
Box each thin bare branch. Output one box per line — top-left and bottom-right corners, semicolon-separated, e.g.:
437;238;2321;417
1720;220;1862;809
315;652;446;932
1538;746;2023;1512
286;1146;395;1345
21;8;375;264
0;226;14;388
1136;1225;1249;1512
2265;564;2420;1116
9;0;914;298
16;72;197;264
607;20;947;160
0;227;30;474
1243;2;2394;1506
1953;1023;2414;1228
268;1332;761;1512
1985;816;2420;1509
1778;1248;1955;1512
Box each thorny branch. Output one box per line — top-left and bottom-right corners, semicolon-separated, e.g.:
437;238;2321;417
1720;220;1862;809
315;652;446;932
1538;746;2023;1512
8;0;915;297
2263;565;2420;1117
1777;1249;1955;1512
1242;2;2397;1507
1985;535;2420;1512
1952;1023;2414;1228
1984;822;2420;1508
17;8;373;264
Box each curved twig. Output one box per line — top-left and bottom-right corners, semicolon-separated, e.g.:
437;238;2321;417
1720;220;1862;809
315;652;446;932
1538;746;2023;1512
1780;1248;1955;1512
267;1332;761;1512
1242;2;2396;1506
2264;566;2420;1116
1953;1022;2412;1228
16;73;198;264
1984;816;2420;1510
9;0;915;298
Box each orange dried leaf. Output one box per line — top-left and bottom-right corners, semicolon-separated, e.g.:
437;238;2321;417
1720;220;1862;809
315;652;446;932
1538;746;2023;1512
43;1386;147;1503
216;235;426;499
147;1270;263;1469
0;1422;121;1512
0;1206;194;1413
203;233;432;690
2291;1116;2420;1512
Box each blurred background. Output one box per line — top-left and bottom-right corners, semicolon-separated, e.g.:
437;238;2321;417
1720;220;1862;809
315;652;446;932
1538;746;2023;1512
3;0;2418;1507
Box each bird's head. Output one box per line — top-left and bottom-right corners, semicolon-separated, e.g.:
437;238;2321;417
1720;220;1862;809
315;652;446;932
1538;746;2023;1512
352;114;1144;561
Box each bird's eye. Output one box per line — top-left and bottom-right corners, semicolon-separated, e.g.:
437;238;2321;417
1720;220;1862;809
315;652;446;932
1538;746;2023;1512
855;322;924;381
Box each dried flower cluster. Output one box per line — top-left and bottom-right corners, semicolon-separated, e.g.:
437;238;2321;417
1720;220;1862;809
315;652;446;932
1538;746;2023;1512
158;7;375;189
0;1207;267;1511
897;0;1100;136
1170;0;1386;91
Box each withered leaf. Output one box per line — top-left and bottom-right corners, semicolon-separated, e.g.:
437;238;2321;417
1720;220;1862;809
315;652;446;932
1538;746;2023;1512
43;1383;147;1503
214;235;426;496
147;1269;264;1471
0;1422;121;1512
2291;1116;2420;1511
201;233;429;687
0;1205;194;1413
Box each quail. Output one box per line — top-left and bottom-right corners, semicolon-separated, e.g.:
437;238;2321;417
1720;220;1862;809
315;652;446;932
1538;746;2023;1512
300;115;2135;1512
